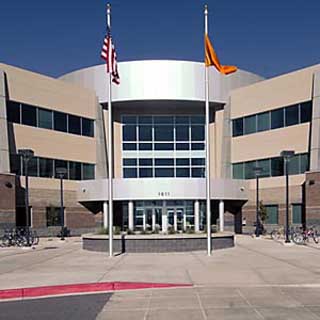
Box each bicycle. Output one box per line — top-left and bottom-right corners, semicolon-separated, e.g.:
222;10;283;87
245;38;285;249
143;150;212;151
292;226;319;245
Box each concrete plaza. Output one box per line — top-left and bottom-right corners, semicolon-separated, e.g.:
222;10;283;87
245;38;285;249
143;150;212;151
1;235;320;319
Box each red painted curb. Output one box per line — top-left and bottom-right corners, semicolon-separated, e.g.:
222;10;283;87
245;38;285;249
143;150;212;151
0;282;192;300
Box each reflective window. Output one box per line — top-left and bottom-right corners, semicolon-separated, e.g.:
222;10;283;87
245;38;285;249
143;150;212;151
292;204;302;224
155;168;174;177
154;116;174;124
191;158;205;166
123;143;137;150
26;157;38;177
68;115;81;135
176;168;190;177
123;158;137;166
300;153;309;173
155;125;173;141
265;205;278;224
176;116;189;124
256;159;270;177
285;105;299;127
139;126;152;141
300;101;312;123
139;143;152;150
244;115;256;134
176;158;190;166
82;118;94;137
176;143;189;150
155;158;174;166
38;108;53;129
155;143;174;150
176;126;189;141
232;163;244;179
232;118;243;137
288;155;300;175
54;160;68;179
244;161;256;179
54;111;67;132
124;168;137;178
138;116;152;124
271;157;284;176
271;109;284;129
139;158;152;166
69;161;82;180
39;158;53;178
7;101;20;123
191;126;204;141
122;116;136;124
191;168;205;177
257;112;270;132
191;143;205;150
139;168;153;177
123;125;136;141
191;115;205;124
22;104;37;127
82;163;95;180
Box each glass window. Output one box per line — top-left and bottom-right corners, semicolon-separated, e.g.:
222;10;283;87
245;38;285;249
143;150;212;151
176;168;190;177
244;115;256;134
155;168;174;177
46;207;62;227
175;116;189;124
39;158;53;178
155;158;174;166
68;115;81;135
139;168;153;177
288;155;300;175
271;157;284;177
257;112;270;132
176;126;189;141
21;104;37;127
10;154;21;175
54;160;68;179
191;158;205;166
7;101;20;123
191;143;205;150
256;159;271;177
244;161;256;179
139;143;152;150
285;105;299;127
155;125;173;141
232;118;243;137
191;115;205;124
124;168;137;178
38;108;53;129
82;118;94;137
139;126;152;141
139;158;152;166
123;143;137;151
300;153;309;173
292;204;302;224
191;126;204;141
54;111;67;132
23;157;38;177
82;163;95;180
300;101;312;123
154;116;174;124
122;116;136;124
265;205;278;224
138;116;152;124
176;143;189;150
176;158;190;166
123;158;137;166
191;167;205;177
232;163;244;179
69;161;81;180
155;143;174;150
271;109;284;129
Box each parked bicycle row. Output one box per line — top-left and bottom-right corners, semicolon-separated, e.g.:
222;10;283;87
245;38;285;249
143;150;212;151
271;226;319;245
0;228;39;247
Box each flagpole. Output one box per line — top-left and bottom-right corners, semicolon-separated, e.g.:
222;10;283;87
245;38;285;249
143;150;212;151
107;3;113;257
204;4;212;256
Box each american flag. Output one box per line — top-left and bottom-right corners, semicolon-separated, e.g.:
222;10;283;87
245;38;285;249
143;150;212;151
101;30;120;85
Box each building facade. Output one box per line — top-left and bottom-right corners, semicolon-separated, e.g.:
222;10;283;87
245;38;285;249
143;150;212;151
0;60;319;235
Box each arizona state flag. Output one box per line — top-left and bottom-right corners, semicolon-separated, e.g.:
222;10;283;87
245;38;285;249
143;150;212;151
205;34;237;75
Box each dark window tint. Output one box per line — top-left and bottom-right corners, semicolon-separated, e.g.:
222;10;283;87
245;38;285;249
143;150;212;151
139;168;153;177
123;143;137;150
7;101;20;123
265;205;278;224
257;112;270;132
191;143;204;150
285;105;299;126
176;143;189;150
138;116;152;124
175;116;189;124
155;143;174;150
139;143;152;150
232;163;244;179
176;158;190;166
176;126;189;141
39;158;53;178
10;154;21;175
68;115;81;135
292;204;302;224
69;161;81;180
82;118;94;137
139;158;152;166
154;125;173;141
122;116;136;124
244;161;256;179
123;125;136;141
21;104;37;126
123;158;137;166
256;159;270;177
155;168;174;177
38;109;53;129
271;109;284;129
139;126;152;141
244;115;256;134
154;116;173;124
191;126;204;141
124;168;137;178
155;158;174;166
176;168;190;177
288;155;300;175
27;157;38;177
271;157;284;176
54;160;68;179
191;115;205;124
82;163;95;180
191;167;205;177
300;101;312;123
232;118;243;137
54;111;67;132
300;153;309;173
191;158;205;165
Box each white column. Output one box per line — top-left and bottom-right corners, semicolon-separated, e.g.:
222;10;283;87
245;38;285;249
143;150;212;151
162;211;167;233
183;212;187;232
219;200;225;232
152;210;156;231
103;201;108;229
143;212;146;231
174;211;177;232
194;200;200;233
128;201;134;231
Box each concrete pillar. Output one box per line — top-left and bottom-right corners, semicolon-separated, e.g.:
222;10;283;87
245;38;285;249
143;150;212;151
143;212;146;231
128;201;134;231
103;201;108;229
183;211;187;231
152;210;156;231
162;210;168;233
194;200;200;232
174;211;177;232
219;200;225;232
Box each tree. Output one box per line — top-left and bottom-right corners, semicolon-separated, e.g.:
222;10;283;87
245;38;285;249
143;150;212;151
259;201;268;223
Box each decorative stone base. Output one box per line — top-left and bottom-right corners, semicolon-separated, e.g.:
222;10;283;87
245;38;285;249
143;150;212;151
83;233;235;253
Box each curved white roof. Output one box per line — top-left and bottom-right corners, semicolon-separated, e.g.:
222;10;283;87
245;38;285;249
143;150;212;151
60;60;263;104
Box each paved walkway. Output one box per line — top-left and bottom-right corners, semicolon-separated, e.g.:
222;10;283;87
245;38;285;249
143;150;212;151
1;235;320;319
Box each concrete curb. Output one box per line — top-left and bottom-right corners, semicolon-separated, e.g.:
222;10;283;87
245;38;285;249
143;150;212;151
0;281;193;301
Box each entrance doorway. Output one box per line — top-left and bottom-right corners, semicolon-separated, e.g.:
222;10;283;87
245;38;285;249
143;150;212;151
167;208;185;232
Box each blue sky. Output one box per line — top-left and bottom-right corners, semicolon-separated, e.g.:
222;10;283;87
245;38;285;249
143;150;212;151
0;0;319;79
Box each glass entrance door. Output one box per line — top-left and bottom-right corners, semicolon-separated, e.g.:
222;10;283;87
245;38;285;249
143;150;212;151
176;209;184;231
145;208;153;231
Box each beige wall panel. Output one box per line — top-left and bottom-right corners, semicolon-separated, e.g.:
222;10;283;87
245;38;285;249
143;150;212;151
0;63;96;119
232;124;309;163
230;65;320;118
247;174;305;190
19;177;78;191
12;125;96;163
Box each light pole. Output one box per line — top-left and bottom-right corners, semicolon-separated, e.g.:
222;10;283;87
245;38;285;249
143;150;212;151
18;149;34;246
280;150;295;243
253;166;262;237
56;167;67;240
